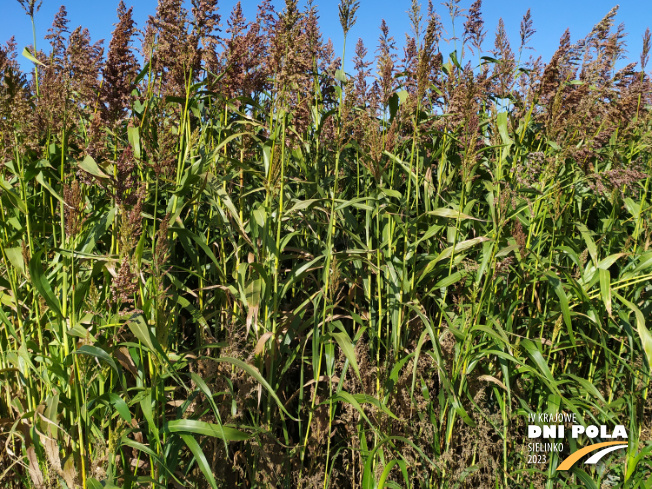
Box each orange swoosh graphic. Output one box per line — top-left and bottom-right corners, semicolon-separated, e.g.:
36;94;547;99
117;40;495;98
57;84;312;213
556;441;628;471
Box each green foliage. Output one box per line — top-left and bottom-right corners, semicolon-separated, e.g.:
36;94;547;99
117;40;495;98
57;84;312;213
1;0;651;488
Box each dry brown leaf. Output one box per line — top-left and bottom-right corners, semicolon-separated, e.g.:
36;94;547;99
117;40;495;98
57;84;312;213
115;346;138;378
26;446;45;489
478;374;508;391
254;332;274;356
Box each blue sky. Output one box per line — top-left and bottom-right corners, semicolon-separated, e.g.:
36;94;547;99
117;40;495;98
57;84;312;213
3;0;650;74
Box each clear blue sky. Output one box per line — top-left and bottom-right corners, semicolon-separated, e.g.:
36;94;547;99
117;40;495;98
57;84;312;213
2;0;650;74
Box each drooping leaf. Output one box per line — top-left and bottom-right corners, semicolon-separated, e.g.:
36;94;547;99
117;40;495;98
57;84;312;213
28;250;63;318
78;155;109;179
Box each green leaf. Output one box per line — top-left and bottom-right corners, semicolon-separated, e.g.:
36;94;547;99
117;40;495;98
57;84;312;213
577;223;598;266
125;315;186;386
133;60;151;85
180;434;218;489
434;271;463;289
396;89;409;104
170;227;225;282
287;199;322;214
22;47;46;67
380;188;402;199
521;339;561;396
564;373;605;402
331;391;376;432
388;92;399;121
166;419;250;441
189;372;229;454
378;460;401;489
35;172;65;205
480;56;498;63
128;125;141;160
78;155;109;179
597;253;625;270
210;357;299;421
75;345;119;378
86;479;104;489
351;393;399;420
330;331;361;381
496;111;513;146
119;437;183;485
449;50;462;68
615;293;652;371
599;268;612;316
28;250;63;318
335;197;374;211
5;247;26;276
280;257;322;299
81;207;115;254
571;467;599;489
427;208;482;221
126;315;158;353
544;272;575;347
107;393;131;423
418;237;490;283
0;178;27;214
177;298;212;337
213;187;252;246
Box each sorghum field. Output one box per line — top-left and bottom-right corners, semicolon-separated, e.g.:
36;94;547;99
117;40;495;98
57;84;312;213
1;0;651;487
